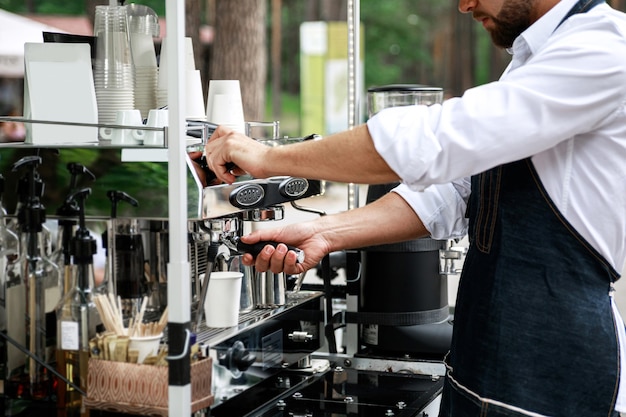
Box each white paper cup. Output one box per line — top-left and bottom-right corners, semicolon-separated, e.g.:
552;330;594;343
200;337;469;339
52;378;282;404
186;70;206;119
206;80;245;131
158;36;194;91
185;37;196;70
209;93;245;133
204;271;243;328
129;332;163;364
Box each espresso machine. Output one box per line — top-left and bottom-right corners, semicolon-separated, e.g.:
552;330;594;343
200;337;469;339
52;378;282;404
164;125;328;414
178;119;443;416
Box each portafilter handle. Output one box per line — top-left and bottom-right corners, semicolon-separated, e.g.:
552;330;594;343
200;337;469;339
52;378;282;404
224;236;305;264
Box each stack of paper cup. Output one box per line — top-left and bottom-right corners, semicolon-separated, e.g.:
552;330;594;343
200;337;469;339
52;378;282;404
157;36;204;120
186;69;206;120
206;80;245;133
183;37;206;120
155;38;169;109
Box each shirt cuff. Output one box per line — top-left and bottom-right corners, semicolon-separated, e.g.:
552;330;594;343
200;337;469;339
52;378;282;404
392;182;469;240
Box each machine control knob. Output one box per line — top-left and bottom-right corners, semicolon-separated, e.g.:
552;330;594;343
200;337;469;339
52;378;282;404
288;331;314;343
229;183;265;207
218;340;257;378
279;177;309;198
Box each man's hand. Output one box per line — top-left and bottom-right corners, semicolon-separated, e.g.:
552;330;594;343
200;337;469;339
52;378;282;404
204;125;270;184
239;221;330;275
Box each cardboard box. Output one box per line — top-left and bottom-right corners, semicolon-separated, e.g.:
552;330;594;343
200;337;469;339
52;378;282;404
84;357;213;416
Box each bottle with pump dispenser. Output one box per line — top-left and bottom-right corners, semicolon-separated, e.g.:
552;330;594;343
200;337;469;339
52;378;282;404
7;155;59;367
4;155;60;400
56;188;101;417
7;159;52;256
3;158;44;380
51;163;96;300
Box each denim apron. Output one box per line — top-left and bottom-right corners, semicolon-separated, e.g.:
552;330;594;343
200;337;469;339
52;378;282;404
439;157;621;415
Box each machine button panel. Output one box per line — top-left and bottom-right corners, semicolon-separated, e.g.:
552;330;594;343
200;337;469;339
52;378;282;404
279;178;309;198
230;184;265;207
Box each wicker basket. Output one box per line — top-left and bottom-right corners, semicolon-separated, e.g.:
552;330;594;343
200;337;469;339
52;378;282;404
84;357;214;416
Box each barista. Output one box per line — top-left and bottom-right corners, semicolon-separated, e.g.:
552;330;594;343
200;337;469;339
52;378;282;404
205;0;626;415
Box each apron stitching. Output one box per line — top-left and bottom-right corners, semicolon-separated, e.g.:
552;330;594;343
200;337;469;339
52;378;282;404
524;160;620;281
476;167;502;254
608;290;621;416
480;172;493;250
476;173;488;252
490;167;502;249
447;371;551;417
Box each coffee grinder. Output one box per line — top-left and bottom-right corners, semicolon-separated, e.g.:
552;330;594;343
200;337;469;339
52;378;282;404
359;84;453;358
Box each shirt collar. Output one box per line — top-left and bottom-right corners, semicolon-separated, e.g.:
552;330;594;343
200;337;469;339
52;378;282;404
507;0;579;59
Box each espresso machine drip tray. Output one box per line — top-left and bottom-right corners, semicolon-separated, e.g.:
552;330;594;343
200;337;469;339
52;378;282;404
211;356;445;417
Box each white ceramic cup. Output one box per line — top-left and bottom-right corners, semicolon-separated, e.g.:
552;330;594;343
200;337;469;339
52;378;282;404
99;109;143;145
134;108;168;146
129;332;163;364
204;271;243;328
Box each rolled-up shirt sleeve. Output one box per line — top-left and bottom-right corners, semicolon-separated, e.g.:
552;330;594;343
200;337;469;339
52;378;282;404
391;179;470;240
366;103;471;240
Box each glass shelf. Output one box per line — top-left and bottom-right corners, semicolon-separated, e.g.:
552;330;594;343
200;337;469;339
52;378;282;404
0;116;170;149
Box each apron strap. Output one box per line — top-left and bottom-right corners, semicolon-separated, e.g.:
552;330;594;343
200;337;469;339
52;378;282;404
557;0;606;29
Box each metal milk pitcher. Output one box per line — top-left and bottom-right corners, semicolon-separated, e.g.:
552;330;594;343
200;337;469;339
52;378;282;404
255;270;286;308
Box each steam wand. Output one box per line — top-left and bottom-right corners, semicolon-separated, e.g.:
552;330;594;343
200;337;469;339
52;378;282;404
193;242;220;332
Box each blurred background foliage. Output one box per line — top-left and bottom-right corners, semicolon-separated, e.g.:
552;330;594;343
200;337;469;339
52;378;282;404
0;148;170;218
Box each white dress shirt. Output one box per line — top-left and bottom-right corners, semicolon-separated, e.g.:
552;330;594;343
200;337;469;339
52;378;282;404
366;0;626;411
368;0;626;273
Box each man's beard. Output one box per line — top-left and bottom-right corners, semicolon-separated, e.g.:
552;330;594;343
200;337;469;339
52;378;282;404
488;0;534;48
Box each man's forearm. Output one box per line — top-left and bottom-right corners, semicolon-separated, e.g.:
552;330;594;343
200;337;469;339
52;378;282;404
267;125;401;184
317;192;429;252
